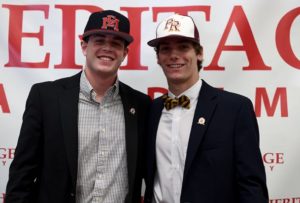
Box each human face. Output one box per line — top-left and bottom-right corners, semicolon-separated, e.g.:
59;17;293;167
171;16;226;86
157;38;203;88
81;34;128;78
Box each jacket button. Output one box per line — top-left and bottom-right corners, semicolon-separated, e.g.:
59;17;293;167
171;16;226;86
70;193;75;197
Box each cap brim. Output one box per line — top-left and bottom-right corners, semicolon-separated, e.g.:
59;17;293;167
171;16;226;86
82;29;133;44
147;35;200;47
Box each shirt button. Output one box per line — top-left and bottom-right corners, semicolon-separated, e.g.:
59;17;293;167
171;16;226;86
94;196;102;202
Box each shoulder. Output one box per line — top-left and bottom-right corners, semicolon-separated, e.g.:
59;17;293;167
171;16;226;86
119;81;151;102
202;80;253;108
219;89;251;105
27;72;81;101
152;95;164;105
31;72;81;91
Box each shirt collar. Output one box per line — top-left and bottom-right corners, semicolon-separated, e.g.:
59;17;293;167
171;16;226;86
168;78;202;103
80;71;120;102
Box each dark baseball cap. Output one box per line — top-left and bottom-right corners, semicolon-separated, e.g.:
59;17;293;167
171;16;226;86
82;10;133;44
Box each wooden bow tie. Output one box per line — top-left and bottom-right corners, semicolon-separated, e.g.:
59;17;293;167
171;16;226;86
162;94;190;110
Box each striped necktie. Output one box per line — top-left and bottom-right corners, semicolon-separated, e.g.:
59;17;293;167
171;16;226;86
162;94;190;110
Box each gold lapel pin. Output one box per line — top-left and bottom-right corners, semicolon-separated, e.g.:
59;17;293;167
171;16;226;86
198;117;205;125
129;108;136;115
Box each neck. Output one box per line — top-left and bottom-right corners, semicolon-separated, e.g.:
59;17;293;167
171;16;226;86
84;68;117;100
168;77;199;97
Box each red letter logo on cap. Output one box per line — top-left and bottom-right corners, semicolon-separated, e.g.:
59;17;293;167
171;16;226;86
165;18;180;32
102;15;119;31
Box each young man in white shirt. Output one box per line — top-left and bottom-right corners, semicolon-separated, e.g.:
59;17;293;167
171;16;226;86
144;13;268;203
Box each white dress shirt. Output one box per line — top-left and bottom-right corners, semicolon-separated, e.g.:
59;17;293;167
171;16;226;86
153;79;202;203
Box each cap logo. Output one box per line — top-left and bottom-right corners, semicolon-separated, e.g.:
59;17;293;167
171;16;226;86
164;18;180;32
101;15;119;31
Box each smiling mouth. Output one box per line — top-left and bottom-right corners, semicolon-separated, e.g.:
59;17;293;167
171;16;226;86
97;56;114;61
167;64;184;68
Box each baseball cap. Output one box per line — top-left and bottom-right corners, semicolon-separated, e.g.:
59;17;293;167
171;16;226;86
82;10;133;44
147;14;200;47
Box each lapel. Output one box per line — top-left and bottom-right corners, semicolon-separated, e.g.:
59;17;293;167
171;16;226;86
183;80;218;181
59;72;81;188
119;82;138;189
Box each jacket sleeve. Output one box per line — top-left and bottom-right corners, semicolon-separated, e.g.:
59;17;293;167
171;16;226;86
5;84;43;203
234;98;269;203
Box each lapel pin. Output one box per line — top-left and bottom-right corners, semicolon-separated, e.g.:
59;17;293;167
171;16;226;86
129;108;136;115
198;117;205;125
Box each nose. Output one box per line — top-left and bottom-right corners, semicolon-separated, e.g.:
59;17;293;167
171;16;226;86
101;41;113;52
169;49;179;60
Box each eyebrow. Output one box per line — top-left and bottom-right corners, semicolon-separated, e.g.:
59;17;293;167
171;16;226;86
91;34;124;42
160;40;191;46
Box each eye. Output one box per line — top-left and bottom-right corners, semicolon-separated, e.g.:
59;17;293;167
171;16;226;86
94;39;105;45
179;43;190;50
159;46;171;53
111;40;124;48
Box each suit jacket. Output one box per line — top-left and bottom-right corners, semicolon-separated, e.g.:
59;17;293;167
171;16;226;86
5;72;151;203
144;80;268;203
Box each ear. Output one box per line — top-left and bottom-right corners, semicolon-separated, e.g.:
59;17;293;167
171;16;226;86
122;47;129;61
157;55;161;66
197;52;203;61
81;40;88;56
157;60;161;66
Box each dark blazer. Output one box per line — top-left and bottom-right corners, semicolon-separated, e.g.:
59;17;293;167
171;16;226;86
144;80;268;203
5;72;151;203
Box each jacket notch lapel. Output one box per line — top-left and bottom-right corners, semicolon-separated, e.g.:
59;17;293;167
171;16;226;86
183;81;218;180
119;83;138;192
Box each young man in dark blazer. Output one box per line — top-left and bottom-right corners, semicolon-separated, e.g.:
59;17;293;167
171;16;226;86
5;10;151;203
144;14;268;203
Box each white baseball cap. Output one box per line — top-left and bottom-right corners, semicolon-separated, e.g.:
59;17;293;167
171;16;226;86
147;14;200;47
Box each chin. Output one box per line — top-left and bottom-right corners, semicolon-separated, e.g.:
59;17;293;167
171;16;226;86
167;74;183;81
167;77;184;84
